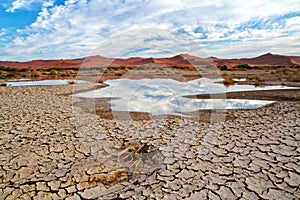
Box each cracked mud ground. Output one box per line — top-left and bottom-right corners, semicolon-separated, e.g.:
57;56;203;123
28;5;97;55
0;84;299;199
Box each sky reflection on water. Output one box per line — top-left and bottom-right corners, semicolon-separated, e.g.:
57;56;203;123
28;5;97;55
7;79;87;86
72;78;298;116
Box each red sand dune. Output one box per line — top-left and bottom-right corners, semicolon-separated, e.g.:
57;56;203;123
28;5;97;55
213;53;300;66
0;53;299;70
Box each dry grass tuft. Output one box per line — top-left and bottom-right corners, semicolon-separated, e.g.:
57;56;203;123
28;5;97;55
31;70;41;78
50;69;58;75
254;75;265;86
106;140;152;176
223;76;235;87
287;74;300;82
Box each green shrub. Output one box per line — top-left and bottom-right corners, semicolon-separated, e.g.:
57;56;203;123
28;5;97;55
171;65;186;70
136;65;145;70
234;64;252;70
0;66;18;71
220;65;228;71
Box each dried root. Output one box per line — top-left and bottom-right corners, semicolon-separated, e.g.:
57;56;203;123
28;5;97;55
106;140;150;176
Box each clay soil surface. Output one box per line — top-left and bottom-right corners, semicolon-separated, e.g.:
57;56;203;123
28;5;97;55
0;73;299;199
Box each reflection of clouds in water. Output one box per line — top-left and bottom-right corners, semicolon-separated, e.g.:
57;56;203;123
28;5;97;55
7;79;88;86
72;78;297;116
88;78;224;98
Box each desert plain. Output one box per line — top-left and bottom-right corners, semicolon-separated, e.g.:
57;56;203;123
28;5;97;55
0;53;300;199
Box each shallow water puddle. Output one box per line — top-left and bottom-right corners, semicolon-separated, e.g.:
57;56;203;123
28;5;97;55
72;78;297;116
6;79;87;86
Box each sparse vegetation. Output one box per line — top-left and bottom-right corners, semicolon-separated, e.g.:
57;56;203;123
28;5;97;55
254;75;265;86
234;64;252;70
220;65;228;71
50;69;58;75
114;71;124;76
287;74;300;82
135;65;145;70
18;68;28;72
171;65;188;70
0;66;18;71
223;76;235;86
31;70;41;78
106;139;151;176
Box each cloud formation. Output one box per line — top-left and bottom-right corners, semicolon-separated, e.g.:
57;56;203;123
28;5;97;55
2;0;300;60
5;0;53;12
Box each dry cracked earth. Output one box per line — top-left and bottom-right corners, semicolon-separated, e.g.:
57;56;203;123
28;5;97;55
0;84;299;199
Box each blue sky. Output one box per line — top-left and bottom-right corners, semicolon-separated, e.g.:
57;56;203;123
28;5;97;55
0;0;299;61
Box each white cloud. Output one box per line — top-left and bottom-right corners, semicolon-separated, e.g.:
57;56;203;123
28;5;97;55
0;28;7;37
204;34;300;58
2;0;300;60
5;0;53;12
